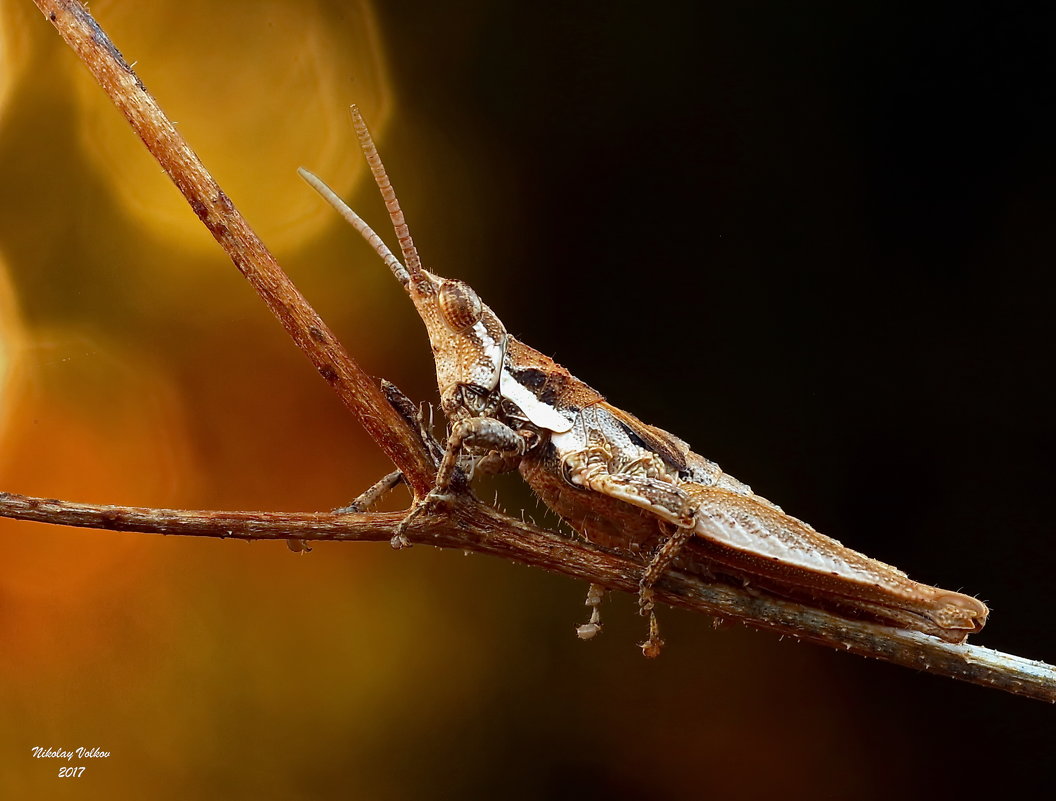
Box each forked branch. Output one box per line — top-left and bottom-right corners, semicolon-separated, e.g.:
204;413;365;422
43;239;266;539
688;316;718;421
16;0;1056;703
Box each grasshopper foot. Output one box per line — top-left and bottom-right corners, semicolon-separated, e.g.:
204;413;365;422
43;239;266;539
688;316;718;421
576;622;602;640
392;489;453;549
640;609;664;659
576;583;606;640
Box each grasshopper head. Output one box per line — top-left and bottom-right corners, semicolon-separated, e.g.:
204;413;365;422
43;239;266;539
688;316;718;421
401;268;508;418
299;107;507;421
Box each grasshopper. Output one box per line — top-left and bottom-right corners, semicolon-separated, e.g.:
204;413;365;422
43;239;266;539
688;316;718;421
299;107;988;656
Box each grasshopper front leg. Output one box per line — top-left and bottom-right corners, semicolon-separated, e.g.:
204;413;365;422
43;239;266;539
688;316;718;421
434;417;526;491
392;416;526;548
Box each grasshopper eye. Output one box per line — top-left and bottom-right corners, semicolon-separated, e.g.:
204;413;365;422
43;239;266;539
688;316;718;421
437;280;483;332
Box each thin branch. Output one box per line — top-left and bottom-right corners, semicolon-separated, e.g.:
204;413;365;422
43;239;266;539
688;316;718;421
16;0;1056;704
30;0;436;495
2;489;1054;703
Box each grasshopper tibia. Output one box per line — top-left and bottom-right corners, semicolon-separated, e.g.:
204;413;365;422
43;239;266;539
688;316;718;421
286;468;405;554
332;469;405;515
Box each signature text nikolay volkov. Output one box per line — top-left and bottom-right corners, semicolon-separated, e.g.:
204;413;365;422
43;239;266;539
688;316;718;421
30;746;110;760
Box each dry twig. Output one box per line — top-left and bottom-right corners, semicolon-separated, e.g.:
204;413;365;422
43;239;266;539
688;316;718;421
14;0;1056;703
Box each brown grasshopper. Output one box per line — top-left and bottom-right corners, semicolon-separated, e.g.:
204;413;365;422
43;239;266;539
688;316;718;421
298;107;988;656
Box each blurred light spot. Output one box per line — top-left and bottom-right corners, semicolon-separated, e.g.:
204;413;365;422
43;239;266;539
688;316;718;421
0;1;33;125
0;329;196;605
0;257;26;454
72;0;391;256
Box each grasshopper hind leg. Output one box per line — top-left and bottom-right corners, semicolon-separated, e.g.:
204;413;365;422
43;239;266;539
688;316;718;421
638;521;696;658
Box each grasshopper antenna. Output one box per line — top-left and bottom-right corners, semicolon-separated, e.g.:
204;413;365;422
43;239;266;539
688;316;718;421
297;167;411;286
349;105;424;280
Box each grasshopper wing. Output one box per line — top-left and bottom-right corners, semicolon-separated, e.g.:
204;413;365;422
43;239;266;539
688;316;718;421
681;484;988;640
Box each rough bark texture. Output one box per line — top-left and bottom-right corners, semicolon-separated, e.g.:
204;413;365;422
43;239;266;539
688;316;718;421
4;488;1055;703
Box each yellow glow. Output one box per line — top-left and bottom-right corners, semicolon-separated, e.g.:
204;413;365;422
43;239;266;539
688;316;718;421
71;0;392;256
0;1;32;126
0;258;25;465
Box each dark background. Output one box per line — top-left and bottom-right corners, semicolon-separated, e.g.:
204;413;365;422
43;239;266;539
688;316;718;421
1;1;1053;798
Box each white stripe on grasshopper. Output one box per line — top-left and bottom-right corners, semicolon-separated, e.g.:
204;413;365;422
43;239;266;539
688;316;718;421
499;368;573;433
